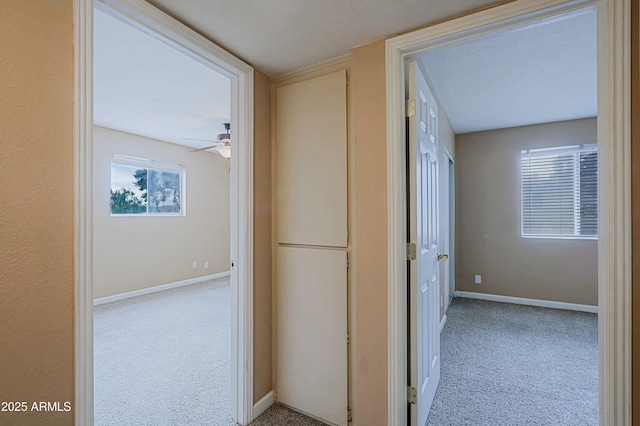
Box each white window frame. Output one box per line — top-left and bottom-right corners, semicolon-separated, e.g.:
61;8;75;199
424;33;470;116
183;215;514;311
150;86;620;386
110;154;187;216
520;144;598;240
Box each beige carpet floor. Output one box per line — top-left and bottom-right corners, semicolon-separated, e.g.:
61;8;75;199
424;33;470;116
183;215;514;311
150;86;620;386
426;297;598;426
94;279;324;426
251;404;327;425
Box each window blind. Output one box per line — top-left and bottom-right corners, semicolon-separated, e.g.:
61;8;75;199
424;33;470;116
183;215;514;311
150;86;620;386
521;144;598;238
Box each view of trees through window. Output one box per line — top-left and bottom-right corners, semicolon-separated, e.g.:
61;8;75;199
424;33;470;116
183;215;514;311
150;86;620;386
110;162;182;215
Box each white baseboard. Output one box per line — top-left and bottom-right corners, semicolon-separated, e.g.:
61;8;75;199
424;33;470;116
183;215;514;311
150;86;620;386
439;314;447;333
252;390;274;420
93;271;230;305
455;291;598;314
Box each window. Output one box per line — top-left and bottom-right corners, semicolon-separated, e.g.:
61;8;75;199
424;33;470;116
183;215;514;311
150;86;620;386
110;154;185;216
521;144;598;238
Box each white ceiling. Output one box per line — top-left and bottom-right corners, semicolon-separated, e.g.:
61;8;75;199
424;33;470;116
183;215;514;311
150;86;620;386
94;7;231;149
146;0;504;77
94;1;597;145
417;7;597;134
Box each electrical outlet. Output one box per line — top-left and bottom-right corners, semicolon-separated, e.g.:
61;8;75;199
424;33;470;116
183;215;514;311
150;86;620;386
204;261;209;269
192;261;198;270
474;274;482;284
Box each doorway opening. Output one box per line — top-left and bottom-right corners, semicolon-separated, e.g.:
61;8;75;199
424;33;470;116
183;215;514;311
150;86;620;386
92;4;234;424
74;0;255;424
386;0;631;424
409;5;599;425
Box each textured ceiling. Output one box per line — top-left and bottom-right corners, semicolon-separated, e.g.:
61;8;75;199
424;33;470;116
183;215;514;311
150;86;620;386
94;7;230;149
146;0;504;77
417;7;597;134
94;1;597;146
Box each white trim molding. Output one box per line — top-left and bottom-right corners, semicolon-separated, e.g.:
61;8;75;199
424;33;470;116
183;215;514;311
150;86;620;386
232;66;255;424
598;0;632;424
439;315;447;334
93;272;231;305
75;1;255;425
455;291;598;314
74;1;94;425
252;391;275;420
386;0;631;425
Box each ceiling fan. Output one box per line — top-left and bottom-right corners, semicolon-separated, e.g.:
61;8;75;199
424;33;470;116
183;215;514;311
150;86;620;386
184;122;231;159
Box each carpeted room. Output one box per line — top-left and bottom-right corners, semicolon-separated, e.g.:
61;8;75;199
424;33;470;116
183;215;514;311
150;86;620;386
91;127;234;425
92;8;234;423
411;11;600;422
426;119;600;425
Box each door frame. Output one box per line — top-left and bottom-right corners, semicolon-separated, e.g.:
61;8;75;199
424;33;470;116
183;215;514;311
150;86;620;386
74;0;255;424
441;147;454;312
386;0;631;425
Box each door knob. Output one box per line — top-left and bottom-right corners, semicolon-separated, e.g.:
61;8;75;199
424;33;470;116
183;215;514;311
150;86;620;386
437;253;449;261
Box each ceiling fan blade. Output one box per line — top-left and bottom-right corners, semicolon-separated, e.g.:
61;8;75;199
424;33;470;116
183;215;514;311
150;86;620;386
183;137;215;142
189;144;222;153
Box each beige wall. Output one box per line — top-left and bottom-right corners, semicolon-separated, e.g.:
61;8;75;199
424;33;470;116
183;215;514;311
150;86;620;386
253;69;273;402
455;118;598;306
93;126;230;299
438;109;456;320
1;3;273;419
0;1;74;424
438;111;455;172
352;40;388;425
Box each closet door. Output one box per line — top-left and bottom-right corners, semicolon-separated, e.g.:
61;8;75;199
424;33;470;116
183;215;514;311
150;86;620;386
276;70;347;248
277;246;348;426
275;69;348;426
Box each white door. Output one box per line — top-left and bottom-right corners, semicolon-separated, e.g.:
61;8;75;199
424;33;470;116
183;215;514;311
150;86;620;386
408;61;441;426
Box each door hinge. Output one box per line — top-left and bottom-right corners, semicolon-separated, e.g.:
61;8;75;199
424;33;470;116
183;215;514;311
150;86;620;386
406;243;416;261
346;254;350;269
347;407;352;422
406;99;416;118
407;386;417;405
347;334;350;344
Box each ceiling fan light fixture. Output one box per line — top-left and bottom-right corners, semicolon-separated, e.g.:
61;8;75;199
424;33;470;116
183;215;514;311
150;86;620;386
186;122;231;155
213;145;231;159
